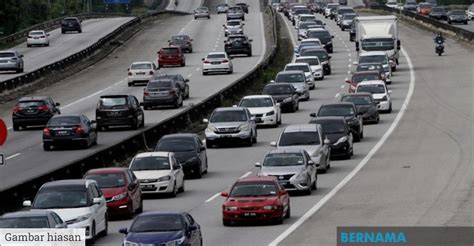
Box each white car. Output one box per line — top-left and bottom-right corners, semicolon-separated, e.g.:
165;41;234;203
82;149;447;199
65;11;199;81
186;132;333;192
295;56;324;80
129;152;185;197
238;95;281;127
284;63;315;89
27;30;49;47
467;4;474;19
23;180;108;241
223;20;244;37
386;0;399;8
296;14;317;27
202;52;233;75
127;61;157;86
356;80;392;113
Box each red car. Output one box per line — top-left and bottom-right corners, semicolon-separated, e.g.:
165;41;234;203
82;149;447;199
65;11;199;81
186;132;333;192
221;176;290;226
157;46;185;68
83;167;143;218
345;71;385;93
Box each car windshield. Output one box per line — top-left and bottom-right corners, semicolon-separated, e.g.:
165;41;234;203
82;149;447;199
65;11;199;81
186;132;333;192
33;190;88;209
161;48;178;54
263;153;304;166
275;73;305;83
341;96;373;105
207;53;226;59
210;110;247;122
279;131;320;146
431;7;444;12
299;22;315;29
306;31;331;42
131;63;151;70
84;173;126;188
230;183;277;197
30;31;44;35
300;16;316;22
315;120;346;133
296;58;320;66
286;65;310;73
359;55;387;64
172;36;190;43
357;84;386;94
17;100;45;108
228;37;246;42
227;21;240;26
0;52;15;58
99;97;127;108
130;215;184;232
361;39;394;51
352;73;380;83
301;50;328;61
130;156;171;171
343;14;357;19
0;217;49;228
450;10;465;15
48;116;80;125
240;98;273;108
263;85;293;95
156;139;196;152
318;106;355;116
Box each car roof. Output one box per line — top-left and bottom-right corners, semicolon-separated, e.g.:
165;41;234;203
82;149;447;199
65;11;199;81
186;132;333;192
1;210;54;218
359;51;387;56
242;95;273;99
207;52;227;55
299;14;315;17
277;70;305;75
41;179;91;189
160;133;198;140
267;148;305;155
134;151;171;158
321;102;355;107
85;167;128;175
137;211;185;217
341;92;373;97
301;38;321;43
286;63;310;67
296;56;321;61
307;28;327;32
283;124;318;132
131;61;153;65
357;80;386;85
19;96;49;101
238;175;277;182
100;94;130;98
214;107;246;112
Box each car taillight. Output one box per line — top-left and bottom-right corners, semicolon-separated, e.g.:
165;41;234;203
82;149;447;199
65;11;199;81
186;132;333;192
74;126;84;135
144;89;150;96
149;71;154;75
128;72;132;76
222;59;229;63
203;60;210;64
38;105;49;112
13;106;22;113
43;128;50;136
40;36;46;38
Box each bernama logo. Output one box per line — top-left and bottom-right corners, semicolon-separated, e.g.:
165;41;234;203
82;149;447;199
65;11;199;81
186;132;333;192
340;231;407;243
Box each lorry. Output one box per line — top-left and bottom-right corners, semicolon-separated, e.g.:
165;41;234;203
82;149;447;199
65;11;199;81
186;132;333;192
354;15;400;71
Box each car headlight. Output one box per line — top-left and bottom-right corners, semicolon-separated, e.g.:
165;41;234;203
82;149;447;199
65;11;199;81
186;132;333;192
381;95;388;101
326;41;332;45
225;206;238;211
314;67;322;72
111;193;127;201
72;213;92;223
157;176;172;182
266;110;275;116
168;236;186;245
335;136;348;145
239;123;250;131
206;125;217;133
263;205;279;210
186;157;198;163
124;240;139;246
283;97;293;103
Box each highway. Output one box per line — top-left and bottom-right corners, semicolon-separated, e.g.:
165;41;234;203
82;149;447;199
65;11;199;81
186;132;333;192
0;17;135;81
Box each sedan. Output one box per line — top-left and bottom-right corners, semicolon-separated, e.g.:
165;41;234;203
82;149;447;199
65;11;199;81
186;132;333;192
27;30;49;47
202;52;233;75
153;73;190;99
262;83;299;113
272;71;309;101
194;6;210;19
295;56;324;80
217;3;229;14
143;79;184;109
127;61;157;86
356;80;392;113
340;93;380;124
447;10;468;24
169;35;193;53
223;20;244;37
238;95;282;127
309;116;353;159
42;114;97;150
284;62;315;89
313;102;363;142
119;211;202;246
0;211;66;228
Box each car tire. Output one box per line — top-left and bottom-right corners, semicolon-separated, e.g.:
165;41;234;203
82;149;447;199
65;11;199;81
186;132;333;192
387;104;392;113
92;134;98;146
88;222;96;244
178;181;185;193
248;51;252;57
78;28;82;33
27;44;31;48
202;71;208;76
181;62;185;67
140;116;145;127
223;219;232;226
131;118;140;130
208;16;210;19
245;136;253;147
304;178;312;195
285;204;291;218
43;143;51;151
354;133;361;142
128;82;133;87
13;124;20;131
206;139;213;148
194;165;203;179
311;178;317;190
102;215;108;237
136;198;143;213
448;20;451;24
170;182;178;197
341;27;345;31
45;42;49;47
252;130;257;143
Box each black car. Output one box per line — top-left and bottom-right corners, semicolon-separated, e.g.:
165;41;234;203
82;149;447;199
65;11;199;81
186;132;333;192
143;79;184;109
262;83;299;112
0;211;66;228
235;3;249;13
309;116;353;159
61;17;82;33
95;95;144;131
304;28;334;53
447;10;468;24
12;96;61;131
429;7;448;20
153;73;190;99
311;102;363;141
300;48;332;75
42;114;98;150
224;35;253;56
155;133;208;178
168;35;193;53
340;93;379;124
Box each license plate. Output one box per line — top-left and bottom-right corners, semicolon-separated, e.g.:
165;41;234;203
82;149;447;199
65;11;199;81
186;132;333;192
26;109;35;113
34;37;39;39
56;130;69;135
136;72;146;75
278;180;288;185
243;213;257;217
255;118;263;123
152;92;167;96
141;185;155;189
107;112;120;116
211;61;221;65
220;134;232;138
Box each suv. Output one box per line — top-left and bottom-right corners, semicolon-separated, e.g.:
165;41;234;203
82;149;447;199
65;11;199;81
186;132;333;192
95;95;144;131
300;48;332;75
262;83;299;112
313;103;364;141
204;107;257;148
157;46;185;68
335;6;355;25
447;10;468;24
227;6;245;20
194;6;210;19
168;35;193;53
224;35;253;56
143;79;184;109
273;70;310;101
12;96;60;131
61;17;82;33
304;28;334;53
0;50;24;73
154;74;190;99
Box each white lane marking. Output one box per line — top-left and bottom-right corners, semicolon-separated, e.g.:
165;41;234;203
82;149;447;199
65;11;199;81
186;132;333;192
349;59;352;62
195;68;200;71
269;47;415;246
348;64;351;67
62;79;124;109
348;53;351;57
347;49;350;52
340;85;345;89
205;192;221;203
7;127;12;130
347;71;351;74
335;93;340;98
187;74;192;77
240;171;253;179
6;153;21;160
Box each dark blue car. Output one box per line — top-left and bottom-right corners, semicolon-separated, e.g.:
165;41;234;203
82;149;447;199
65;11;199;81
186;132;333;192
119;211;202;246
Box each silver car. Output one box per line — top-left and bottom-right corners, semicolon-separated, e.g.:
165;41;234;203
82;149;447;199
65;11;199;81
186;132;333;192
217;3;229;14
272;71;310;101
223;20;244;37
227;6;245;21
194;7;210;19
0;50;24;73
256;149;318;195
271;124;331;172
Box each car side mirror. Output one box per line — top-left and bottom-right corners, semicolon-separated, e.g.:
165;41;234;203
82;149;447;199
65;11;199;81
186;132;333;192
328;56;332;59
119;228;128;234
270;141;277;147
55;102;60;106
203;119;209;123
184;79;190;82
221;192;229;197
188;224;198;231
276;103;281;107
331;35;334;38
309;113;317;117
23;200;32;207
324;139;331;145
92;197;102;204
308;160;315;165
270;80;275;83
255;162;262;167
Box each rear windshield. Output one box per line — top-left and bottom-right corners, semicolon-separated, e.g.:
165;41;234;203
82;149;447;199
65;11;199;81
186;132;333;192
279;131;320;146
263;85;293;95
156;138;196;152
207;53;226;59
17;100;45;107
130;156;171;171
357;84;386;94
131;63;152;70
84;173;126;188
63;18;78;23
286;65;310;73
301;50;328;61
352;73;380;83
275;73;305;83
318;106;355;116
100;97;127;107
149;81;172;88
296;58;320;66
210;110;247;123
30;31;44;35
0;217;49;228
341;96;373;105
161;48;178;54
0;52;15;58
48;116;80;125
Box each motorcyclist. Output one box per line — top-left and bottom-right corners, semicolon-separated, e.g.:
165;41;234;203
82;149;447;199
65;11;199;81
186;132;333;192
174;0;178;6
434;32;445;44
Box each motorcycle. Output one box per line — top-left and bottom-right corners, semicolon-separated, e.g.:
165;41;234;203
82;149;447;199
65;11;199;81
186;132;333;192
435;40;444;56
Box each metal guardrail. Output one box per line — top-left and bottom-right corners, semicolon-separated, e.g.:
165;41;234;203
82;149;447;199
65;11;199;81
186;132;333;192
0;6;278;214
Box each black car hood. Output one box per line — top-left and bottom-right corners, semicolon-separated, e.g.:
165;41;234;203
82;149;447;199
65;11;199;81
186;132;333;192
326;133;347;143
172;151;196;163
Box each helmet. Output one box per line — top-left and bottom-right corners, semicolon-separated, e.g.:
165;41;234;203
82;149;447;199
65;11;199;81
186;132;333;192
437;32;442;36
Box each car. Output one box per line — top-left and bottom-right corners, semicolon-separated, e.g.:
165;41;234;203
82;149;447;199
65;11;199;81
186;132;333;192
224;34;253;56
447;10;468;24
340;93;380;124
143;79;184;109
298;45;322;59
403;0;418;11
0;50;24;73
417;2;433;16
227;6;245;20
223;20;244;37
271;124;331;172
95;94;144;130
217;3;229;14
42;114;98;150
157;46;185;68
297;21;319;40
349;20;356;41
202;52;233;75
154;73;190;99
296;14;318;27
127;61;157;86
294;38;322;57
295;56;324;80
272;71;310;101
429;6;448;20
329;4;341;19
313;103;364;142
291;7;312;25
300;48;331;75
256;149;318;194
284;62;315;89
194;6;210;19
236;3;249;13
304;28;334;53
262;83;300;113
340;13;357;31
356;80;392;113
324;3;340;18
168;35;193;53
129;152;185;197
155;133;208;178
221;176;290;226
84;167;143;218
119;211;202;246
0;211;66;228
467;3;474;19
22;180;108;242
61;17;82;33
12;96;61;131
356;62;390;84
345;70;385;93
386;0;398;8
356;51;393;76
203;107;257;147
26;30;49;47
238;95;282;127
309;116;353;159
335;6;355;25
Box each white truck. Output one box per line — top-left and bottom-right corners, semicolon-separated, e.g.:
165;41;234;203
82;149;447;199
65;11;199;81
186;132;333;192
354;15;400;71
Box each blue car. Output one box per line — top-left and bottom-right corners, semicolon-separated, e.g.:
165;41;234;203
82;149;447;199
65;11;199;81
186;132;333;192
119;211;202;246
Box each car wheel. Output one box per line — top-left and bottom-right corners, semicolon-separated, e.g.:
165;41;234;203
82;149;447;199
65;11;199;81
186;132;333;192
311;178;317;190
170;182;177;197
304;178;312;195
245;136;253;147
252;130;257;143
178;181;185;193
140;116;145;127
27;44;31;47
78;28;82;33
354;133;361;142
285;204;291;218
341;27;345;31
206;139;213;148
88;222;96;244
223;219;232;226
92;133;98;146
128;82;133;87
131;118;140;130
136;198;143;213
375;116;380;124
202;71;208;76
13;124;20;131
194;17;197;20
43;143;51;151
387;104;392;113
195;164;203;178
181;61;185;67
